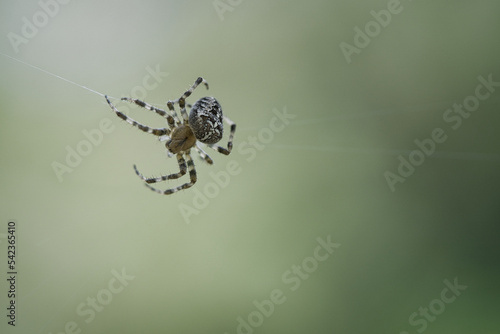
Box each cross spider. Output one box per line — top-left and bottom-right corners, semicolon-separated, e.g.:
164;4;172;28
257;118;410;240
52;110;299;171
105;77;236;195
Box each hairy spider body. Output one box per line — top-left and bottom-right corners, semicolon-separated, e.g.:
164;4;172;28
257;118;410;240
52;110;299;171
189;97;224;144
167;124;197;154
105;77;236;195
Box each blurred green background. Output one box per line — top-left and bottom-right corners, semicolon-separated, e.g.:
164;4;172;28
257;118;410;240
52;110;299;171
1;1;499;333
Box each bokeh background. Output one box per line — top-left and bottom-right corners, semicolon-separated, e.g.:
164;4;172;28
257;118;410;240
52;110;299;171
1;1;499;333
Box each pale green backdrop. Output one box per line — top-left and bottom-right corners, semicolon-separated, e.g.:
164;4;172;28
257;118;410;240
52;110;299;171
0;1;499;333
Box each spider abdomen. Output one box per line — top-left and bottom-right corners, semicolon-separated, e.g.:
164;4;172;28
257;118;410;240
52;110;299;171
189;97;223;144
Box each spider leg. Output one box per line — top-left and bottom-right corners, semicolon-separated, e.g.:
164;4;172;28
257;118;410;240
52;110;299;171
105;96;169;136
194;143;214;165
167;77;209;121
120;97;178;128
142;152;197;195
166;101;184;123
134;153;186;183
158;134;171;142
208;116;236;155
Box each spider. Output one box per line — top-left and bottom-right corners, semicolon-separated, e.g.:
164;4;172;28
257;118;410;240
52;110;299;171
105;77;236;195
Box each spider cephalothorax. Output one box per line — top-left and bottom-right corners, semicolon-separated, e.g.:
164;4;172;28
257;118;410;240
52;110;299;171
165;124;197;154
105;77;236;195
